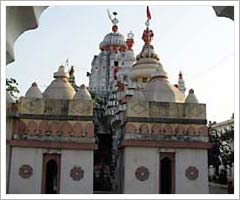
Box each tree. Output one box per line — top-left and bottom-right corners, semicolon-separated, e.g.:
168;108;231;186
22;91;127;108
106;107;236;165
208;120;234;183
6;78;20;99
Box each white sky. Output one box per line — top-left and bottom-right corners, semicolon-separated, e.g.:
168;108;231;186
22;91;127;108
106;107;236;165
6;5;234;123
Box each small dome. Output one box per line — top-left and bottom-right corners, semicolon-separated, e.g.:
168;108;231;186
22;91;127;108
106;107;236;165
43;66;75;100
131;89;145;101
6;92;14;103
99;32;126;49
185;89;199;103
25;82;43;98
130;44;166;81
143;68;185;103
73;84;92;100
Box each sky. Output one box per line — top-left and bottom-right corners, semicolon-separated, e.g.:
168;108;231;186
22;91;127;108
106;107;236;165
6;5;234;123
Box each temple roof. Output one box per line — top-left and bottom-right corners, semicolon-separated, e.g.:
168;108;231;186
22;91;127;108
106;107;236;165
73;84;92;100
25;82;43;99
43;66;75;100
185;89;199;103
143;68;185;103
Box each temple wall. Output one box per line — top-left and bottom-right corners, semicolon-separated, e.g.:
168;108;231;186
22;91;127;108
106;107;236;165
60;150;93;194
175;149;209;194
9;147;42;194
123;147;209;194
123;147;159;194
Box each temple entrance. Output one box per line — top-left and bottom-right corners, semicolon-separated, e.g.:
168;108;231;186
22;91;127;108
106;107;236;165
42;154;61;194
159;153;175;194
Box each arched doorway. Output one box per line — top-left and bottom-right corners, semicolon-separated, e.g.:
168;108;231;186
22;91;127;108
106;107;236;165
42;154;61;194
159;153;175;194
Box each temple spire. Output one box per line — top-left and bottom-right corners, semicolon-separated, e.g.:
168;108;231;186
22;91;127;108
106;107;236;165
107;9;119;32
68;65;78;92
178;71;186;96
142;6;154;44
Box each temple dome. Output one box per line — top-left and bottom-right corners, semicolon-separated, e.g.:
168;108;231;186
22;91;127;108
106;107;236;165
73;84;92;100
43;66;75;100
25;82;43;98
131;89;145;101
143;68;185;103
99;32;126;50
185;89;199;103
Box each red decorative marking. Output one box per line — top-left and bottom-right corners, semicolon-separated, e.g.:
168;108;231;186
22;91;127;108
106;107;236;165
187;126;196;135
126;38;134;50
61;122;72;137
142;28;154;45
112;25;118;32
163;124;173;135
49;121;60;136
73;122;83;137
151;124;161;134
198;126;208;136
70;166;84;181
135;166;150;181
85;123;94;137
175;125;185;135
38;121;48;136
126;123;137;133
27;120;38;136
16;120;27;135
139;124;149;134
19;164;33;179
185;166;199;180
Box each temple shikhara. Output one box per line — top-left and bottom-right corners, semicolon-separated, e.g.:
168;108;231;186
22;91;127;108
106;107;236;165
6;7;212;194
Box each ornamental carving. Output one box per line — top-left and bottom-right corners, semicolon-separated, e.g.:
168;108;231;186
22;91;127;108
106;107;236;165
163;124;173;135
135;166;150;181
187;126;196;135
38;121;48;135
139;124;149;134
61;122;72;137
85;123;94;137
49;121;60;135
126;124;137;134
70;166;84;181
198;126;208;136
27;120;38;136
19;164;33;179
185;166;199;180
72;122;83;136
16;120;27;135
175;125;185;135
151;124;161;134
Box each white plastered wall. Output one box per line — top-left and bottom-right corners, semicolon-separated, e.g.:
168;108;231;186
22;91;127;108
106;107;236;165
60;149;93;194
9;147;43;194
123;147;159;194
175;148;209;194
123;147;209;194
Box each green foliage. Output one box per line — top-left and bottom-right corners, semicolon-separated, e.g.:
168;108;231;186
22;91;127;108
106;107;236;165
208;122;234;168
6;78;19;99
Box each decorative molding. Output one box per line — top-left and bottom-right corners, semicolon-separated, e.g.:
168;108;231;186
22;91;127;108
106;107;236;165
185;166;199;180
121;140;212;149
127;117;207;125
135;166;149;181
19;164;33;179
126;123;137;133
7;139;98;150
70;166;84;181
19;114;93;121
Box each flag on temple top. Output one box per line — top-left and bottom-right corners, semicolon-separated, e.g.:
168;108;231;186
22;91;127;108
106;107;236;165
147;6;151;20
